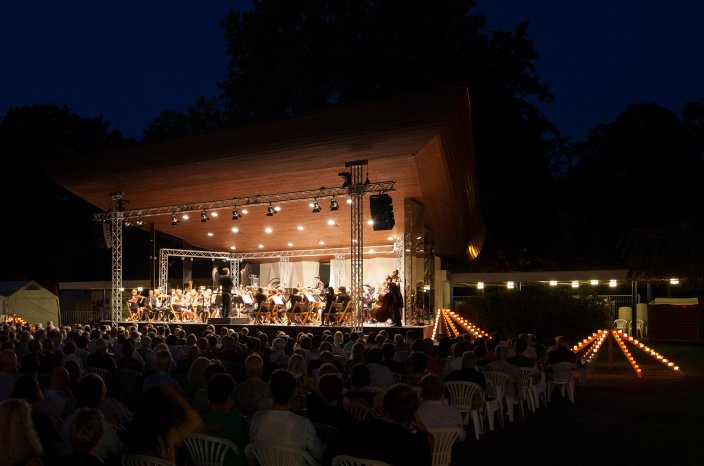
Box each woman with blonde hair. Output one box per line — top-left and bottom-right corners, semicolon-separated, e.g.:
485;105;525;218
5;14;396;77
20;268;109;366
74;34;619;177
287;354;315;392
0;398;44;466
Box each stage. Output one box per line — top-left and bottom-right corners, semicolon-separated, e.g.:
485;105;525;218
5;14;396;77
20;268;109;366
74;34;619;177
115;319;433;341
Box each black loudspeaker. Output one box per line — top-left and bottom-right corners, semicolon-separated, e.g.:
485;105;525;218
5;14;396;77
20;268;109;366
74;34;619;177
369;194;395;230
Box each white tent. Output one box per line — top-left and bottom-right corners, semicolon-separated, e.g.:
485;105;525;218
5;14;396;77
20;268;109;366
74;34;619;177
0;281;60;326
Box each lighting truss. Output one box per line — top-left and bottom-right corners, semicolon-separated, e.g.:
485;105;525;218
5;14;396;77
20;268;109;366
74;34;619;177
92;182;395;222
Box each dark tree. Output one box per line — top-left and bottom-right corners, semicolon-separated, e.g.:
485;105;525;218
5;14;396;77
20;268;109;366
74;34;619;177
0;105;136;287
143;96;224;143
559;102;703;268
217;0;560;268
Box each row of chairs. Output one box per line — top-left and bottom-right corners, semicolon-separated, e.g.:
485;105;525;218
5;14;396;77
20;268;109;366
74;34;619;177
444;363;577;442
251;300;353;326
121;431;464;466
614;319;646;339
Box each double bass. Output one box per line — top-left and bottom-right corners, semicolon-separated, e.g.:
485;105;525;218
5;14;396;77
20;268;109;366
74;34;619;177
372;289;394;322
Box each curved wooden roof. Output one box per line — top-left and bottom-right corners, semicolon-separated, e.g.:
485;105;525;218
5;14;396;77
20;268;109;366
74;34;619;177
51;86;485;259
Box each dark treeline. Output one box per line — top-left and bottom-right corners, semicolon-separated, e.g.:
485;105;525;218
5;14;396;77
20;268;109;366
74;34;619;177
1;0;702;292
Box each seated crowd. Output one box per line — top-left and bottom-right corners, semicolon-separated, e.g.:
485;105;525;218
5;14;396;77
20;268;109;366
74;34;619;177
0;321;578;466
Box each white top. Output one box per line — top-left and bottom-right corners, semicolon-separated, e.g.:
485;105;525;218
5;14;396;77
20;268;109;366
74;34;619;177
250;409;322;460
416;399;464;430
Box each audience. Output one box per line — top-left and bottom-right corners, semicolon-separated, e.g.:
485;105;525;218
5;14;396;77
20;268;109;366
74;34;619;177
0;398;44;466
416;373;464;430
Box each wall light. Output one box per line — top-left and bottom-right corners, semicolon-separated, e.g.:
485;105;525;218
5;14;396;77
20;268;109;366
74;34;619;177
571;280;580;288
507;281;515;289
549;280;558;286
477;282;484;290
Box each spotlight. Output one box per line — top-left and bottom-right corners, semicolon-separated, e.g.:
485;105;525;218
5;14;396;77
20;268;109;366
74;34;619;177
330;198;339;211
267;203;275;216
116;199;128;212
171;213;179;225
201;209;209;223
124;219;132;227
312;200;321;213
232;208;240;220
338;172;352;188
364;173;370;185
135;216;144;226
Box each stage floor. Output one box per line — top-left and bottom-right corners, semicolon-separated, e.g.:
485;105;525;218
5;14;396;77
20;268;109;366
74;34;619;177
116;319;433;341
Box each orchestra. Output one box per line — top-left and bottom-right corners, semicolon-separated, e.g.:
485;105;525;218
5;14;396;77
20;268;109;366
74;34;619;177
123;268;403;326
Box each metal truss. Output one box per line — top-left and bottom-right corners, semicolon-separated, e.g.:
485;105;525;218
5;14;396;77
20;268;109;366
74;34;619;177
231;258;240;288
158;248;234;293
232;245;393;260
93;181;395;222
348;161;365;332
110;194;123;324
333;254;345;288
279;256;290;289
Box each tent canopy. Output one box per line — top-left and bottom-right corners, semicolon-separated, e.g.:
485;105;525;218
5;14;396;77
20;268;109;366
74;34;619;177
0;281;60;326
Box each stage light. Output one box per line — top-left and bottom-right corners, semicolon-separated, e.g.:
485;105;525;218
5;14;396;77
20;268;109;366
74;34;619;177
124;219;132;227
135;216;144;226
319;240;325;245
274;206;281;212
211;212;218;217
572;280;580;288
182;213;189;220
590;279;599;285
477;282;484;290
339;172;352;188
312;201;321;213
207;232;213;237
258;244;264;248
241;209;248;214
287;242;293;247
507;281;515;289
367;219;374;226
297;225;304;231
327;219;335;226
609;279;617;287
265;227;272;234
232;208;240;220
670;278;680;285
267;203;275;216
171;213;179;225
387;236;394;241
346;198;352;204
230;246;236;250
231;227;239;233
364;173;370;185
549;280;558;286
117;199;128;212
201;209;209;223
330;198;339;211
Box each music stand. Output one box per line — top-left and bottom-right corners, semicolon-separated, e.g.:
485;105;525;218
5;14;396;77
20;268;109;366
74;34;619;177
272;296;285;306
232;295;245;317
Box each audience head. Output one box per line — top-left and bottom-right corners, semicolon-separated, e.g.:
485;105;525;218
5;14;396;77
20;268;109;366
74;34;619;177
495;345;509;360
207;373;235;405
245;353;264;378
515;338;528;354
382;384;420;425
269;369;297;406
420;373;445;401
350;364;372;389
74;373;107;408
461;351;478;369
410;351;429;374
12;374;42;404
366;347;383;364
287;354;306;376
69;407;104;455
318;373;344;404
0;399;43;463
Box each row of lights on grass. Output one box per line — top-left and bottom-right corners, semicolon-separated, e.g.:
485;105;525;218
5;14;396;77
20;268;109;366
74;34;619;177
617;330;680;372
445;310;491;339
612;330;643;377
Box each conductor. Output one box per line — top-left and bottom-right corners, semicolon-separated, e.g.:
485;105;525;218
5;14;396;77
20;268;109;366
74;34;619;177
212;266;235;317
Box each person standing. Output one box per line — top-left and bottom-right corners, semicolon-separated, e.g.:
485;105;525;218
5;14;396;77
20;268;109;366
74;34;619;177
213;267;235;317
388;281;404;327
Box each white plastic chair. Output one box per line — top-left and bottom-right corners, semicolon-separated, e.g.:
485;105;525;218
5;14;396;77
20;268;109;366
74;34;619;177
629;319;645;339
547;362;575;403
183;433;243;466
86;366;111;381
444;381;484;440
332;455;392;466
122;455;176;466
312;423;338;451
518;368;538;418
346;401;378;421
482;371;515;425
244;442;319;466
427;427;465;466
614;319;628;333
482;379;501;432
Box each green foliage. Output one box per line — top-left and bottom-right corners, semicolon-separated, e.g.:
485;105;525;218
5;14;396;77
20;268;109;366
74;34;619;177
465;287;611;344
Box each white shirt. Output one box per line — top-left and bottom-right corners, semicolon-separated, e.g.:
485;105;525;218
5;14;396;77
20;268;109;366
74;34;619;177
416;399;464;430
365;362;394;389
250;409;322;460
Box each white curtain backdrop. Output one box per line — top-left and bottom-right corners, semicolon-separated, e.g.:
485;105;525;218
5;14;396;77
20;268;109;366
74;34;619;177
329;257;397;289
259;261;320;288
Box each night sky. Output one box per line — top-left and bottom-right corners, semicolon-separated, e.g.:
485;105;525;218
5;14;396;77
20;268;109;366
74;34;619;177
1;0;702;141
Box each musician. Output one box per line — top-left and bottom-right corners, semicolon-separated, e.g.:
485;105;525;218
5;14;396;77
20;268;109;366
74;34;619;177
213;266;235;317
254;287;268;308
313;276;325;292
321;286;336;326
388;281;404;326
337;286;350;309
128;289;145;320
